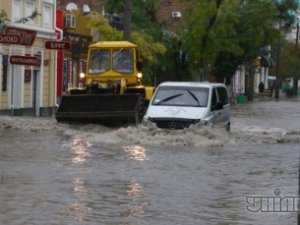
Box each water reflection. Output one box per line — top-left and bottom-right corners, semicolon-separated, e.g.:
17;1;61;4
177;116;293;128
127;180;145;198
73;177;88;194
123;145;147;161
71;136;91;164
124;179;148;218
65;202;90;223
65;177;91;223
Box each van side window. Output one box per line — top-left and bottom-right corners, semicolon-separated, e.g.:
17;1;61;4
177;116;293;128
211;88;217;110
217;87;228;105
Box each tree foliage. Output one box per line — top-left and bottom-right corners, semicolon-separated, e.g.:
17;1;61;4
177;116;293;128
106;0;162;38
88;12;123;41
277;42;300;78
183;0;298;80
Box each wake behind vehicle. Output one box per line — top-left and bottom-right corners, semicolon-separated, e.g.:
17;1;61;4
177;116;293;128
56;41;154;124
144;82;231;130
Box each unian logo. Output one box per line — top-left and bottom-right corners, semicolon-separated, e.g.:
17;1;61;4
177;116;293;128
246;189;299;213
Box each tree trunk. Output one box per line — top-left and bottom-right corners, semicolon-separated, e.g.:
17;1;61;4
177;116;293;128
248;66;255;101
293;77;298;96
123;0;132;40
245;64;254;101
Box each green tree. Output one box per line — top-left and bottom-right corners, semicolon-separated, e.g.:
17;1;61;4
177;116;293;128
275;41;300;94
278;42;300;77
183;0;298;100
106;0;162;38
184;0;280;80
88;12;123;41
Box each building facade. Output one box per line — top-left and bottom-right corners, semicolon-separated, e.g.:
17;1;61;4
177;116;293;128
0;0;57;116
156;0;188;33
61;9;92;93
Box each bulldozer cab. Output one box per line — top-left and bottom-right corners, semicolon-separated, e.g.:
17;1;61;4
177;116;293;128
85;41;140;87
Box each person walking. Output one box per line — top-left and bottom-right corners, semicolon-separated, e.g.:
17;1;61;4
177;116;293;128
259;81;265;93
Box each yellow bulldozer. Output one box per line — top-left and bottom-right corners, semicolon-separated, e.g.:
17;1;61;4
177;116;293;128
56;41;154;124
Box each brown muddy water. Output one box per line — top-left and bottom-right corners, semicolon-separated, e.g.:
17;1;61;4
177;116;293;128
0;99;299;225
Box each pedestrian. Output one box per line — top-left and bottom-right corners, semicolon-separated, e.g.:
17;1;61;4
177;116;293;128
258;81;265;93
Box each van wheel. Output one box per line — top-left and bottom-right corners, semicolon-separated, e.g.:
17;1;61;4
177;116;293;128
225;122;231;132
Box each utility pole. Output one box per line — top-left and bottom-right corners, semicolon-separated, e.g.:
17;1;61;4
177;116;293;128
123;0;132;40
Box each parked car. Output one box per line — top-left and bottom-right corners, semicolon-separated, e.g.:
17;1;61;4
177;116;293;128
143;82;231;130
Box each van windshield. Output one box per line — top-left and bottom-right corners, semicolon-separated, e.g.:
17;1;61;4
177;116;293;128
152;86;209;107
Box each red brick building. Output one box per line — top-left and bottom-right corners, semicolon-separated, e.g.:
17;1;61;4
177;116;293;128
156;0;189;33
57;0;188;33
57;0;105;11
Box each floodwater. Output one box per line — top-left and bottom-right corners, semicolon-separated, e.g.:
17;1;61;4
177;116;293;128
0;99;299;225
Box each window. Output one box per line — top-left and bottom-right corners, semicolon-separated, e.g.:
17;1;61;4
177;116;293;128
112;49;133;74
12;0;22;22
88;49;110;74
2;55;8;92
43;3;53;28
64;14;76;28
24;0;35;24
217;87;229;105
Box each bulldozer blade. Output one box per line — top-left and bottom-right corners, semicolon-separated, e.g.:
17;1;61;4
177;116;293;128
56;94;144;125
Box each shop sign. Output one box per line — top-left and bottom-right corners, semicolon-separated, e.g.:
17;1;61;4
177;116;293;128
45;41;70;50
10;55;41;67
0;34;20;44
0;27;36;46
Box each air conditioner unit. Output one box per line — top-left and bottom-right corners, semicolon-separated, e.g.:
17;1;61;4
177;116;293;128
172;11;182;19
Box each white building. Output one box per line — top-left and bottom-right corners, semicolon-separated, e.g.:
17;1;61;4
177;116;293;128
0;0;57;116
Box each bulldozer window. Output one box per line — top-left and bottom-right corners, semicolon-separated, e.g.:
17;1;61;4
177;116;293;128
112;48;133;74
88;49;110;74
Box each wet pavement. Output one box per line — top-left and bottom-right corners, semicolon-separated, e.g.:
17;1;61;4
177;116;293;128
0;98;299;225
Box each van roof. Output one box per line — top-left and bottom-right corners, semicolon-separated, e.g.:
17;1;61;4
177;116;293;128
158;82;226;88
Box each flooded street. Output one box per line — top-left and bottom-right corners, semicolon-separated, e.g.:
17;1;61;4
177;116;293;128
0;99;299;225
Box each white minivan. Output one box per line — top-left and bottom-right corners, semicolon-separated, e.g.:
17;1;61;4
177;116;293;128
144;82;231;130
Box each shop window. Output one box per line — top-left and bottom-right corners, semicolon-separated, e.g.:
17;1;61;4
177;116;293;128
2;55;8;92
